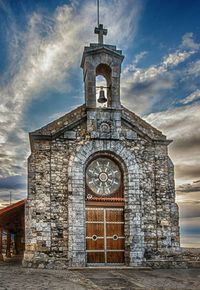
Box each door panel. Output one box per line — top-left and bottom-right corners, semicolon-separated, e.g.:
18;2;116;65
106;223;124;236
87;252;105;263
86;238;104;250
86;209;104;221
86;223;104;237
86;207;125;264
106;209;124;222
107;252;124;263
106;238;125;250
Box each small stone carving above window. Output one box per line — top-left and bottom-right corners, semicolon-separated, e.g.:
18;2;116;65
99;122;111;133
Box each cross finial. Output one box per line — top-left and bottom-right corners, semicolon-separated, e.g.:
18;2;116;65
94;24;107;45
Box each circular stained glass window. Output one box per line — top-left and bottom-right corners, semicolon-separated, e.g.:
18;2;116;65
86;157;121;196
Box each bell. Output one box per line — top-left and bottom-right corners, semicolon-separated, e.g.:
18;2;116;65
97;87;107;103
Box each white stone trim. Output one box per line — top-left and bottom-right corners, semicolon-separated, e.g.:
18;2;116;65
68;140;144;267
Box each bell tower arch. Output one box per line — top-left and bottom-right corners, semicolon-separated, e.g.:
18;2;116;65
96;63;111;107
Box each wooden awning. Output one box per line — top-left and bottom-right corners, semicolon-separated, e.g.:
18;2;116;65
0;199;26;232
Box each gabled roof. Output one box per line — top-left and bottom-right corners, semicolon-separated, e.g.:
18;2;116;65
30;104;86;139
122;106;167;142
0;199;26;230
29;104;170;145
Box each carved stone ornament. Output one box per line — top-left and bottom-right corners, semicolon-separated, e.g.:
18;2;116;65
99;122;111;133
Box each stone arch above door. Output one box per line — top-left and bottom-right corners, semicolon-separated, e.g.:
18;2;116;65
68;140;144;267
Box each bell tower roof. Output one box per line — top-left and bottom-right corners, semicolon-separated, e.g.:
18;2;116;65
81;44;124;69
81;18;124;67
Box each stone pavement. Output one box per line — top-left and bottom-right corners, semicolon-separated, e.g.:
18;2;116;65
0;263;200;290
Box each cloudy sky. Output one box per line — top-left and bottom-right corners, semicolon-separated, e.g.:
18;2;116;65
0;0;199;247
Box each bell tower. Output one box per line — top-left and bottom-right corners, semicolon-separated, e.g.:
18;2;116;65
81;24;124;109
81;22;124;138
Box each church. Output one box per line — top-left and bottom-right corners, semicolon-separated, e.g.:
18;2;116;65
23;22;180;269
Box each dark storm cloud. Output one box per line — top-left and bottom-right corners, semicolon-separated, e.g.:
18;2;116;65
172;134;200;153
145;104;200;183
129;77;172;97
177;180;200;193
0;153;10;158
0;175;26;190
122;76;173;114
0;190;26;206
0;193;14;199
7;132;23;143
158;116;189;131
175;165;200;180
12;165;24;171
179;202;200;218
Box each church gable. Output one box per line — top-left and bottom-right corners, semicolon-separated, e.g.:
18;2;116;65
122;107;167;142
30;103;169;146
29;105;86;142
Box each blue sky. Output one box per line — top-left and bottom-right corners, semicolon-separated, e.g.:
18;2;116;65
0;0;200;247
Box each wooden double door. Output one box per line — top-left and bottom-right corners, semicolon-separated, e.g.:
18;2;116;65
86;206;125;265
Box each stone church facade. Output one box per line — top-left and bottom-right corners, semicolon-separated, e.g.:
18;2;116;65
23;25;180;269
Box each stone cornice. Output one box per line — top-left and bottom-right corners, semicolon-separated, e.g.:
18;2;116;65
81;45;124;68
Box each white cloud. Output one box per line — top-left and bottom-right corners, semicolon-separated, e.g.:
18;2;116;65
181;32;200;50
122;37;196;84
133;51;148;64
120;64;170;113
100;0;143;47
163;51;194;67
121;33;200;114
121;60;171;113
145;104;200;185
122;51;148;75
121;33;197;114
180;89;200;104
180;234;200;248
187;60;200;77
0;0;142;179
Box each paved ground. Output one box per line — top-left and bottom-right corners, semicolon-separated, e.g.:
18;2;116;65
0;261;200;290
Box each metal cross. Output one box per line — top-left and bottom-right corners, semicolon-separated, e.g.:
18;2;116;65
94;24;107;45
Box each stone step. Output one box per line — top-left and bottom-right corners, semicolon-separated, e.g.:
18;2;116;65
69;266;152;270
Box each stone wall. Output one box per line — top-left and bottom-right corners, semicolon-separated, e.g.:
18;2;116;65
23;112;180;268
144;248;200;269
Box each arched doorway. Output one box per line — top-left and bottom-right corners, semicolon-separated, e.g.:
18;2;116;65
68;140;144;267
85;155;124;265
